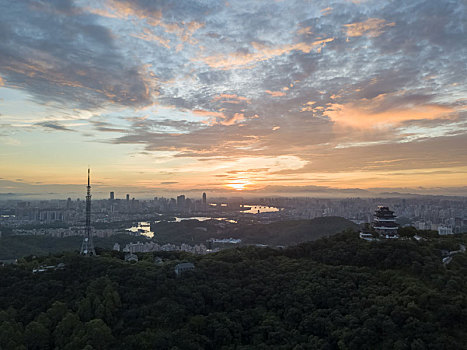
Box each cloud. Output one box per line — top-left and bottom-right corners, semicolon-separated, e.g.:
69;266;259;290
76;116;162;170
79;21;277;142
221;113;246;126
297;26;312;35
160;181;178;185
88;1;205;45
197;38;334;69
325;100;455;129
265;90;286;97
212;94;250;104
0;0;153;110
35;121;75;132
343;18;395;38
131;28;171;49
2;0;467;194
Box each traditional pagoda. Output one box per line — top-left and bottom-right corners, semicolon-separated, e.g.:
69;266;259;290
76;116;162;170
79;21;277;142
373;206;399;239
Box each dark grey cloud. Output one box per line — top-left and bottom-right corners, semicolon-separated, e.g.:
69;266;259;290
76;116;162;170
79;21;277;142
0;0;153;109
35;121;75;132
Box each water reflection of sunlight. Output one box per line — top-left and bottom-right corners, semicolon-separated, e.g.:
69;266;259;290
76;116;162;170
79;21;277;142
241;205;279;214
126;222;154;238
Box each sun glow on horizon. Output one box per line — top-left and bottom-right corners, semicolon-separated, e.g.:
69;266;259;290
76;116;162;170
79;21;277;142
226;179;252;191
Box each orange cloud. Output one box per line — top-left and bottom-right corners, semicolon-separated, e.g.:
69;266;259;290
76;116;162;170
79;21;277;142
343;18;395;37
221;113;245;125
192;109;249;126
193;109;226;119
131;28;170;49
321;7;333;16
325;101;455;129
297;26;312;35
87;2;203;46
0;75;3;86
192;109;231;125
212;94;250;103
87;0;161;21
300;101;317;112
180;21;204;43
266;90;286;97
198;38;334;69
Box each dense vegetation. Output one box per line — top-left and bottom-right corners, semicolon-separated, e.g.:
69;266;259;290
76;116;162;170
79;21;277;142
0;235;139;260
152;216;358;246
228;216;359;245
1;230;466;349
0;217;357;259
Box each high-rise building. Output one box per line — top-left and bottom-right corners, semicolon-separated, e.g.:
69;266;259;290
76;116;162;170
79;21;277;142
185;198;192;212
177;195;186;210
202;192;207;211
110;191;115;200
126;194;130;201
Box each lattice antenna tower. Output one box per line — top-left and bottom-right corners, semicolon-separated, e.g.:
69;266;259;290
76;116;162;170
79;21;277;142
80;168;96;256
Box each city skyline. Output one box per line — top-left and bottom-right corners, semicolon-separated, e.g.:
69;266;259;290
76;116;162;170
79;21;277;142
1;0;466;197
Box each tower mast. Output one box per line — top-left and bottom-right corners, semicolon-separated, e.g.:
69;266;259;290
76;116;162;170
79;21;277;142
80;168;96;256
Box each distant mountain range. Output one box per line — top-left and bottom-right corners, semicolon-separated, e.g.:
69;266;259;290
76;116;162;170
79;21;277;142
1;178;467;199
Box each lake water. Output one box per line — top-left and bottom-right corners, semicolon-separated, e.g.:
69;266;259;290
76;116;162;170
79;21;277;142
152;217;237;224
172;217;237;224
126;221;154;238
241;205;280;214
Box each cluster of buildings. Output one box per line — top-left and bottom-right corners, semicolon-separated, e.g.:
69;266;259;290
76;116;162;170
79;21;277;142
11;226;116;238
115;241;210;255
2;192;213;226
441;244;466;265
258;197;467;233
4;196;465;233
208;238;242;244
1;189;466;254
121;254;196;278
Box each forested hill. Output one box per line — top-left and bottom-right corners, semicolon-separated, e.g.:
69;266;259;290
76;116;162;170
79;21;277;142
1;231;466;349
230;216;359;245
0;217;358;259
0;234;138;260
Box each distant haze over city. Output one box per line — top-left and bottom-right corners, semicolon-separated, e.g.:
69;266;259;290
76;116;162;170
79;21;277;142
1;0;466;196
1;183;467;201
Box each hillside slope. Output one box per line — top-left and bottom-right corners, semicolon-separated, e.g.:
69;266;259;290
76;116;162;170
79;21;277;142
1;231;466;349
231;216;359;245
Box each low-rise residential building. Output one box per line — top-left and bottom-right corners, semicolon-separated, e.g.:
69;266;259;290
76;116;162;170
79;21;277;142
438;225;453;235
124;253;138;262
175;262;195;276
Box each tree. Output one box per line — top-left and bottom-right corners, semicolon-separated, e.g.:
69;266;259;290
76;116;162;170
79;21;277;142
53;312;85;349
24;321;50;350
83;319;114;349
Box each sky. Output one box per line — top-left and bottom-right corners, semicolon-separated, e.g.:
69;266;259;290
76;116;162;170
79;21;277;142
0;0;466;199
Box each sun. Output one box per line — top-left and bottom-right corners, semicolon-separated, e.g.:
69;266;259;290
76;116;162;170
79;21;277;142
226;179;251;191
